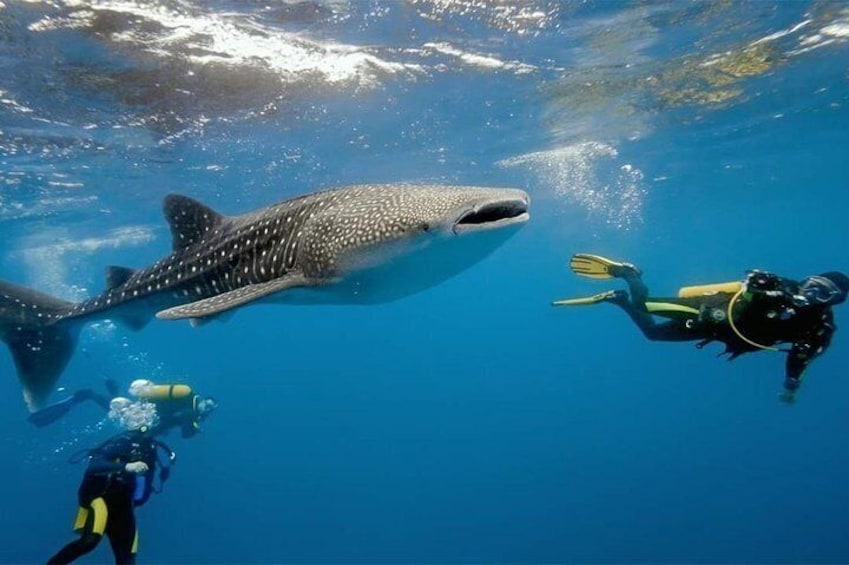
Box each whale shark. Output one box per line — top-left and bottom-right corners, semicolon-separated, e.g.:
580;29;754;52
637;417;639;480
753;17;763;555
0;183;529;410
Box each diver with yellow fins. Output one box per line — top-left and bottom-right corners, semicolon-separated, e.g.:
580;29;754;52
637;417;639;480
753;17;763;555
554;253;849;402
47;421;176;564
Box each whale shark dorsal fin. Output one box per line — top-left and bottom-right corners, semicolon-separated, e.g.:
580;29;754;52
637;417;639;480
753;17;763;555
155;274;309;321
105;266;137;290
163;194;225;251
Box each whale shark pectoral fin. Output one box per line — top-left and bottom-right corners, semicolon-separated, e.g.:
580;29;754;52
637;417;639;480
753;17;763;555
189;310;235;328
155;275;308;321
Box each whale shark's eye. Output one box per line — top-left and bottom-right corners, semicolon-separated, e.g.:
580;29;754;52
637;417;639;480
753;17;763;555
422;223;430;232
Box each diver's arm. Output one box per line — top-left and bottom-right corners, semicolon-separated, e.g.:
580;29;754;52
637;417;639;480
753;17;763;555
86;458;128;475
782;313;835;401
181;419;199;438
84;434;147;474
84;390;112;411
88;458;150;475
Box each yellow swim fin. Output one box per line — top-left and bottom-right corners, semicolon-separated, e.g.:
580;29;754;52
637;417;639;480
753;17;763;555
552;290;620;307
569;253;638;280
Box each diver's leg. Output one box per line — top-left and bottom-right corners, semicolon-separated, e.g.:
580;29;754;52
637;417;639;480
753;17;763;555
612;274;694;342
615;307;695;342
46;532;102;564
105;496;136;565
621;272;649;305
104;378;120;398
88;391;112;411
47;501;107;564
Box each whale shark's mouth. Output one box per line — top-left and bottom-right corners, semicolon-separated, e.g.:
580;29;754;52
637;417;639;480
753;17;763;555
453;198;530;234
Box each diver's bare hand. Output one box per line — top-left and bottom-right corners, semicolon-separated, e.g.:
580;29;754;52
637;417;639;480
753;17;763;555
125;461;149;473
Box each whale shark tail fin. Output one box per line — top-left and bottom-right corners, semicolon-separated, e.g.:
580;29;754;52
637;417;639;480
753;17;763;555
0;280;79;412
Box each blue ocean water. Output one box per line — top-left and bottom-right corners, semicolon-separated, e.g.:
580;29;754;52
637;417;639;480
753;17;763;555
1;1;848;563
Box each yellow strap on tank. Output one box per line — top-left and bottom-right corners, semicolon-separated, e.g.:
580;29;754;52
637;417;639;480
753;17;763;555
678;281;742;298
727;288;779;352
89;497;109;535
132;529;139;554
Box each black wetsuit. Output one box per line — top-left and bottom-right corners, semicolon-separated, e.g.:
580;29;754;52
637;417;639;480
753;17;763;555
615;272;835;395
153;394;203;438
48;430;163;565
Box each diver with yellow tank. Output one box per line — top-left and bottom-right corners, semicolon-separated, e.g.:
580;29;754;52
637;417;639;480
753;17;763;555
29;377;216;437
127;379;217;438
46;380;207;563
554;253;849;402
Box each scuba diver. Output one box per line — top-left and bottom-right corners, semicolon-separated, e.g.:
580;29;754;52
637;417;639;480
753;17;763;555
128;379;217;438
28;378;216;436
554;253;849;402
47;421;176;564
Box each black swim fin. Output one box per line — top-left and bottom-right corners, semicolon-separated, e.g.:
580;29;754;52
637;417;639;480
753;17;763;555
104;378;120;398
27;396;76;428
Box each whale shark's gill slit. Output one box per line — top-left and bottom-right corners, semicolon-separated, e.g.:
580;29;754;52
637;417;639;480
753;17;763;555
457;202;527;225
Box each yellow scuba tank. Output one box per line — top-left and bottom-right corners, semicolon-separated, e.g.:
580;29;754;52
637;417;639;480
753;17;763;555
136;384;193;401
677;281;742;298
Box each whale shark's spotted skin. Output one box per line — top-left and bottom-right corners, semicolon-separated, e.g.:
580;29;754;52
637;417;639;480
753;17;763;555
0;183;529;409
